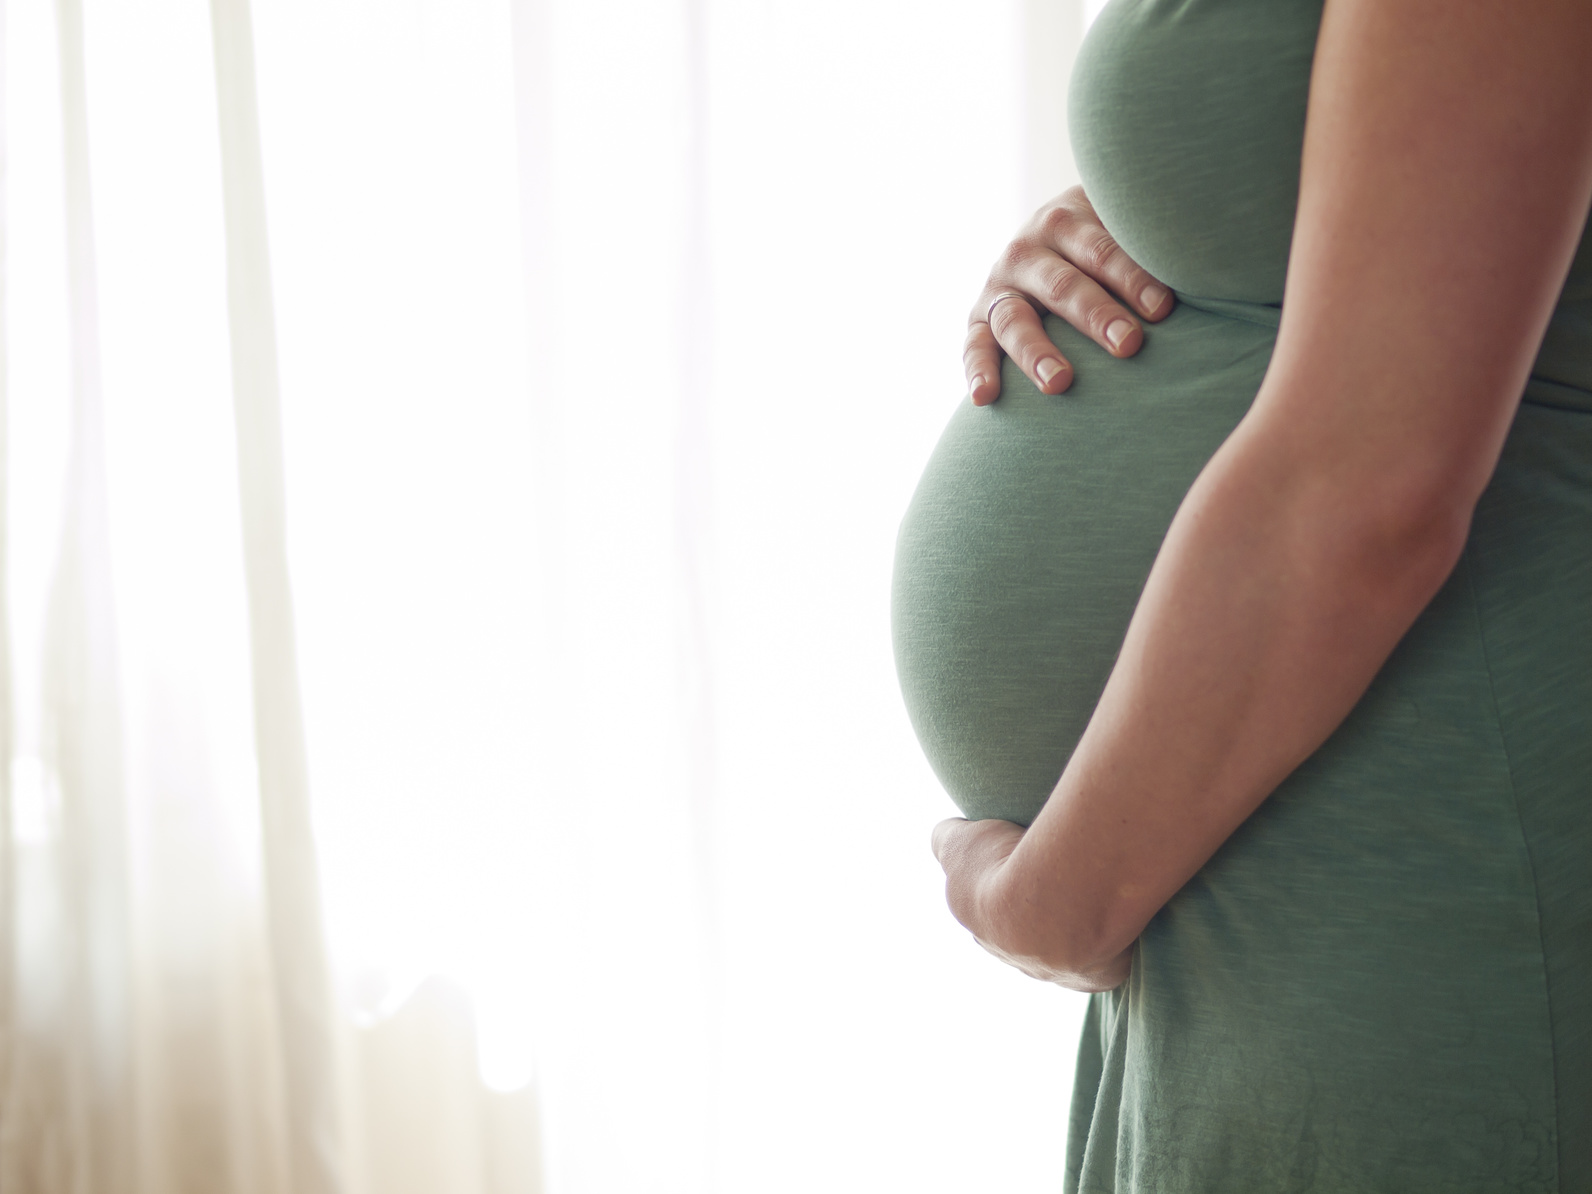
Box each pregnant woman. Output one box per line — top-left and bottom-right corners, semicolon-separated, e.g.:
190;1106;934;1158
893;0;1592;1189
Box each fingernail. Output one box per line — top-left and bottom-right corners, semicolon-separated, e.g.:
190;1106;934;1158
1140;284;1169;313
1036;358;1066;388
1106;319;1134;350
969;373;986;399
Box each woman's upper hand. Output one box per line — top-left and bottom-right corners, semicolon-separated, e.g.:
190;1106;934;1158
966;185;1175;405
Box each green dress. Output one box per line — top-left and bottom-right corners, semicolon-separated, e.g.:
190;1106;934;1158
891;1;1592;1189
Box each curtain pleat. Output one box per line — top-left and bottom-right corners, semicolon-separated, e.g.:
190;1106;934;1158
0;0;14;1164
673;2;722;1177
675;0;718;956
207;2;344;1192
0;0;135;1187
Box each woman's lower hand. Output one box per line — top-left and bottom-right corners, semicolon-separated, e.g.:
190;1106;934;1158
966;185;1174;404
932;816;1132;991
931;817;1051;979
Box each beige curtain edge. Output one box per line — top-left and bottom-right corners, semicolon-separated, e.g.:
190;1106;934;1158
208;3;344;1191
0;0;14;1152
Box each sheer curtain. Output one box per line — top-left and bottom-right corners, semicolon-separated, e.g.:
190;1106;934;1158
1;0;1089;1190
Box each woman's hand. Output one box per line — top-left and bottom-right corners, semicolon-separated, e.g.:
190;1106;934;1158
966;185;1175;405
931;817;1132;992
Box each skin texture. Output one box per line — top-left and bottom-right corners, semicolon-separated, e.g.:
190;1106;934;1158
964;188;1174;403
933;0;1592;992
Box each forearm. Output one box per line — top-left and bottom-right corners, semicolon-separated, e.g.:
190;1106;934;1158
984;399;1472;980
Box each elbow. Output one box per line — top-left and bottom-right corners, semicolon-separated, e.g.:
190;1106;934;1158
1234;389;1492;612
1333;470;1476;613
1234;417;1483;618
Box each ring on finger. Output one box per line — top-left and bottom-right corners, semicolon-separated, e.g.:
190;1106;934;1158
985;290;1032;326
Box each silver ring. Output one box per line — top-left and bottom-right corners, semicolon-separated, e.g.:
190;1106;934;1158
985;290;1031;325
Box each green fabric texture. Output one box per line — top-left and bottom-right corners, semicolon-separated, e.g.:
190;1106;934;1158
891;0;1592;1189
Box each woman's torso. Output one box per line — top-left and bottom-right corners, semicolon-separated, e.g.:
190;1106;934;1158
892;1;1592;1188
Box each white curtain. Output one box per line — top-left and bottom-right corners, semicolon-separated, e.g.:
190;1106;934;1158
1;0;1089;1190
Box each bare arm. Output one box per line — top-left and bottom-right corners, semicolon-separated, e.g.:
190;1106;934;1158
934;0;1592;990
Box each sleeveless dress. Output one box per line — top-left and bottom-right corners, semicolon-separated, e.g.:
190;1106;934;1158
891;0;1592;1189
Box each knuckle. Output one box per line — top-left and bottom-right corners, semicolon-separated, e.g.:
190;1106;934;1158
1025;195;1059;229
995;241;1035;277
1071;228;1118;276
1041;265;1083;309
1037;204;1074;242
1004;329;1043;366
1055;189;1093;224
987;296;1033;337
1065;185;1100;221
1086;301;1122;340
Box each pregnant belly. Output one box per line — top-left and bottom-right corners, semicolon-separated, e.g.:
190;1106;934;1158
892;300;1276;824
